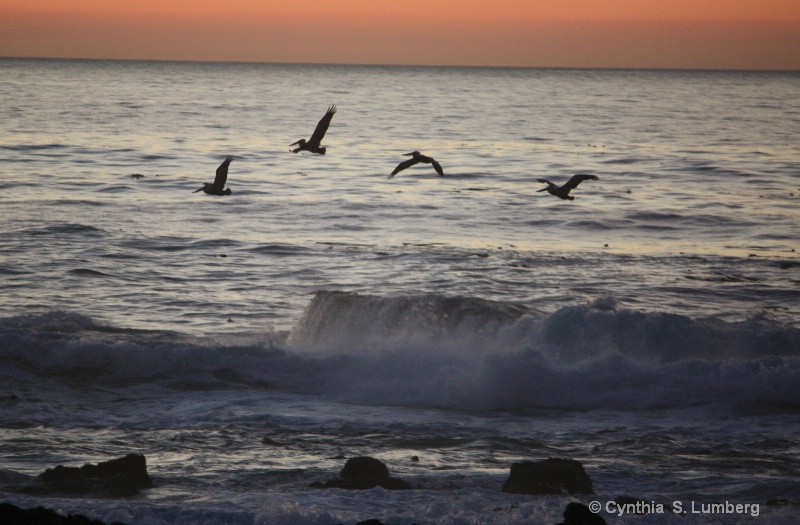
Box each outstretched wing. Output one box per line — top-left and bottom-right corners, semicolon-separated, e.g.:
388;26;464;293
563;174;599;190
536;178;555;192
308;105;337;147
389;157;420;179
430;158;444;176
214;156;234;188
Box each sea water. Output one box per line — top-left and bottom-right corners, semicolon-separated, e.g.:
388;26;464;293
0;58;799;524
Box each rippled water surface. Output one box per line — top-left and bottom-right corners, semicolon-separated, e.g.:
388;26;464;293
1;59;799;524
2;60;799;332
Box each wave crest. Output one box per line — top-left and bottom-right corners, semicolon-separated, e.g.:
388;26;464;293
280;291;800;411
287;290;531;349
3;295;799;413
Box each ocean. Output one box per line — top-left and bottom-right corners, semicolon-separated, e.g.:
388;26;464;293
0;58;799;524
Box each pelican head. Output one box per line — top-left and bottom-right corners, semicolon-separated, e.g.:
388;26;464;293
290;139;306;147
536;181;559;194
405;151;421;156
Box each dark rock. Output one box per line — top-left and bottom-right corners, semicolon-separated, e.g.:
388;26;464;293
328;520;421;525
766;498;796;507
354;521;388;525
328;521;421;525
501;458;593;496
311;456;412;491
613;495;652;514
557;502;607;525
29;453;152;497
0;502;129;525
340;457;389;482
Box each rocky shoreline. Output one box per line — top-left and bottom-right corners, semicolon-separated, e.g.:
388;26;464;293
9;453;598;498
2;453;611;524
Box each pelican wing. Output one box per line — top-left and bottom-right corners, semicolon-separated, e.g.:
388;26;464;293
430;158;444;176
563;174;599;190
389;157;420;178
308;105;337;147
214;156;234;189
536;178;556;192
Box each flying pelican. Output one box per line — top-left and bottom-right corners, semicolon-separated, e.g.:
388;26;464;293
193;156;234;196
389;151;444;179
291;105;337;154
536;174;598;200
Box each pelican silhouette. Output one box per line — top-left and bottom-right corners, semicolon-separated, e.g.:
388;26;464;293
389;151;444;179
193;156;234;196
291;105;337;154
537;174;598;200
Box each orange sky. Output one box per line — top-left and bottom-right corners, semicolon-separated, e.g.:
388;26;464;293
2;0;800;69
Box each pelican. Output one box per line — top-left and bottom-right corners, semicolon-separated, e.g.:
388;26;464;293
193;156;234;196
389;151;444;179
537;174;598;200
291;105;337;154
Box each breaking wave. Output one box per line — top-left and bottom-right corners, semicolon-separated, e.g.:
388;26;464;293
2;291;799;413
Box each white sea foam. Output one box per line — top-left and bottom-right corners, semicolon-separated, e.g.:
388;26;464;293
3;293;798;413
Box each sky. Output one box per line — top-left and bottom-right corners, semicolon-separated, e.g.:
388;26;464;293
2;0;800;69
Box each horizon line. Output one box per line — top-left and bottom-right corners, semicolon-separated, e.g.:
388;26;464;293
2;55;798;74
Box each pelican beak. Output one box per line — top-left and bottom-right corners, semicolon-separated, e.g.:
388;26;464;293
193;187;203;193
536;187;548;192
290;140;301;146
403;152;414;156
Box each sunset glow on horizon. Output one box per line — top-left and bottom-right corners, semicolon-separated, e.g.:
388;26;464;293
2;0;800;69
